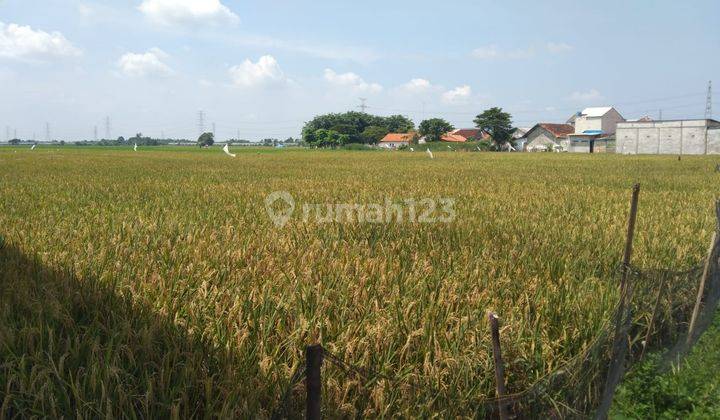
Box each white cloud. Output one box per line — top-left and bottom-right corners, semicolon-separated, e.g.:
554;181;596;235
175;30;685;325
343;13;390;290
78;4;94;18
323;68;382;93
471;45;534;60
138;0;239;26
442;85;472;104
229;55;286;88
0;22;81;60
546;42;573;54
472;43;572;60
471;45;500;60
568;89;603;102
400;78;433;93
117;48;173;77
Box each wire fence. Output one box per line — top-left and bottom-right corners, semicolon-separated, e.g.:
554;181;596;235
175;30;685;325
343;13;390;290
271;200;720;419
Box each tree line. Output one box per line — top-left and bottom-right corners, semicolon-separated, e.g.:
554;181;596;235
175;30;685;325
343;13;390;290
301;107;514;149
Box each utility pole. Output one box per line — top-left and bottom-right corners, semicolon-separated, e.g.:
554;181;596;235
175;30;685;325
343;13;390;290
94;125;98;141
45;122;50;142
659;109;663;121
212;122;216;138
357;98;368;113
705;80;713;119
237;128;240;141
5;126;9;141
105;116;111;139
197;110;205;136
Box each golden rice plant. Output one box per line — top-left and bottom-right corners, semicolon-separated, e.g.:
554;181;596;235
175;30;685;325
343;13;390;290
0;147;717;417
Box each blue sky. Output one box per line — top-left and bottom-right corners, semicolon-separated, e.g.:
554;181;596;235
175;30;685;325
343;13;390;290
1;0;718;141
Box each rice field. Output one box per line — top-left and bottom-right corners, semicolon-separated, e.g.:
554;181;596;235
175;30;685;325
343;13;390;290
0;146;718;417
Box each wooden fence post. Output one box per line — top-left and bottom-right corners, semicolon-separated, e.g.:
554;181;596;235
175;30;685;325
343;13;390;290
306;344;323;420
595;183;640;420
686;231;718;346
488;312;509;420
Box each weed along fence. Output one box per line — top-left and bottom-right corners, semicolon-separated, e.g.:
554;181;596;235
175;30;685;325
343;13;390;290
271;189;720;419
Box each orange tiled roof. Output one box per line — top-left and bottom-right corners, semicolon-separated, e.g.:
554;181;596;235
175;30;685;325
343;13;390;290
380;132;415;142
441;133;467;142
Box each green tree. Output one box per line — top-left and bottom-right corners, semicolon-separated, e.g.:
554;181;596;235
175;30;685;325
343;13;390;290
307;129;349;148
419;118;454;142
384;115;415;133
197;132;214;147
361;126;390;144
8;138;21;145
473;107;513;149
302;112;414;145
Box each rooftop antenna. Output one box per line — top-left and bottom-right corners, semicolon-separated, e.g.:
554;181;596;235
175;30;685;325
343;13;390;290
357;98;368;113
705;80;712;119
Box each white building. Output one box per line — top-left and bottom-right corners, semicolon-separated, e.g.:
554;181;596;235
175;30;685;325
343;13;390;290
567;106;625;153
616;119;720;155
379;132;415;149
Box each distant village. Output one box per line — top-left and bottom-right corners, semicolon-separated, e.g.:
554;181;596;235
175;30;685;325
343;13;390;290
380;107;720;155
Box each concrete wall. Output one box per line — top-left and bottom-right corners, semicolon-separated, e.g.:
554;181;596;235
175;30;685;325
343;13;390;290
616;120;718;155
602;108;625;134
709;129;720;154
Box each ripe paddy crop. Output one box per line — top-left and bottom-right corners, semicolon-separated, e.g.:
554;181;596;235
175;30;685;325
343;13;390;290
1;147;718;417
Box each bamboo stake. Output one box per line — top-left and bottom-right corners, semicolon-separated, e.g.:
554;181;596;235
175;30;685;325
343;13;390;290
595;183;640;420
488;312;509;420
686;231;717;346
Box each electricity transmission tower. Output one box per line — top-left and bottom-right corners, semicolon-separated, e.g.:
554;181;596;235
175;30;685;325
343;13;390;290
705;81;713;119
197;110;206;136
357;98;368;113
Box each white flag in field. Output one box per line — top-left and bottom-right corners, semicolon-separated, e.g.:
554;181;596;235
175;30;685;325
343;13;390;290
134;143;138;151
223;143;236;157
410;147;414;152
30;144;36;150
426;148;434;159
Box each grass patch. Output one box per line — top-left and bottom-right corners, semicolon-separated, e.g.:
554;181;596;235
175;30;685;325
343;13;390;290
612;309;720;418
